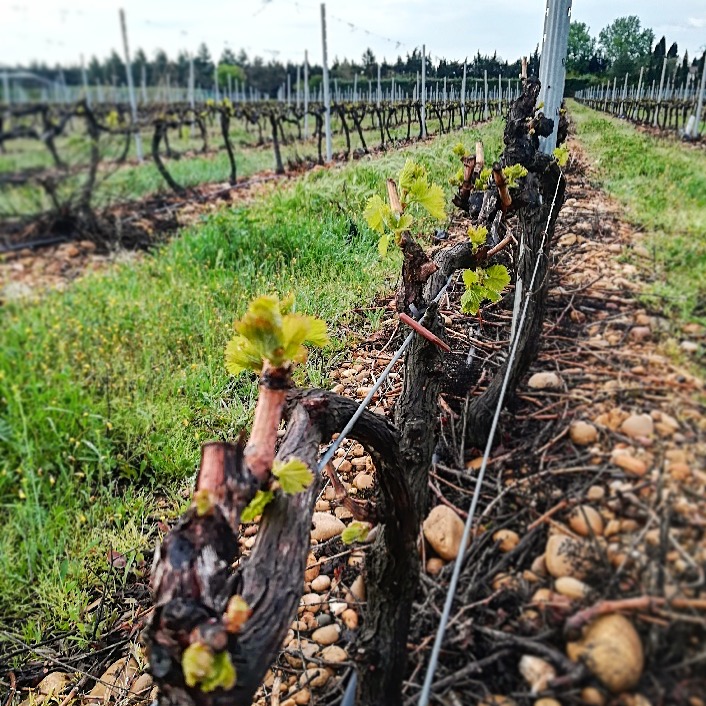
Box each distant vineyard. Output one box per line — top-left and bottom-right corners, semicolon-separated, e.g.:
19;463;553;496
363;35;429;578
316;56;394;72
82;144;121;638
0;95;512;249
575;64;706;138
575;95;705;135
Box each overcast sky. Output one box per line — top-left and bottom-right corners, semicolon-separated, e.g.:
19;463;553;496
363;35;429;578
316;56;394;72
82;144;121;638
2;0;705;68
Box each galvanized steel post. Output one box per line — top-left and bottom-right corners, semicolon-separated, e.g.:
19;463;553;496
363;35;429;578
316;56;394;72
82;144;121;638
692;54;706;138
304;51;309;139
536;0;572;154
421;44;427;137
320;4;332;162
119;9;143;162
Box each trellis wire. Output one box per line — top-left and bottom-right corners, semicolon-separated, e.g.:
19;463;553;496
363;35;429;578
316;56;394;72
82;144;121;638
417;167;564;706
316;274;453;474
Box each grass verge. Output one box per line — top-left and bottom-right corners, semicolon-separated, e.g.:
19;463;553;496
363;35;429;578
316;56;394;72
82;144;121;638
568;99;706;325
0;120;504;647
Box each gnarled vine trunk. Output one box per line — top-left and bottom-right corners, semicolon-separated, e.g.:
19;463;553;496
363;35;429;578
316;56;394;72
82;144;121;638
146;77;566;706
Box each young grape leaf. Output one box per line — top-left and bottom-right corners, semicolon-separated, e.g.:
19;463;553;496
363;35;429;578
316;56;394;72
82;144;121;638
341;521;372;545
407;179;446;220
182;643;214;688
281;314;329;361
483;264;511;295
378;232;391;257
200;651;237;693
363;194;392;235
467;225;488;251
452;142;469;158
272;458;313;494
398;158;427;192
462;268;481;288
392;212;414;235
225;335;265;375
460;286;486;315
241;490;274;523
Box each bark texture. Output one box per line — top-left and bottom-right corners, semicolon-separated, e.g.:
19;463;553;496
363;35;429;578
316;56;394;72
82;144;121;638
465;77;566;447
146;391;402;706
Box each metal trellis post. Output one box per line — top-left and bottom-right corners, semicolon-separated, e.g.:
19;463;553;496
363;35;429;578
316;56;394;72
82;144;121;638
320;5;332;162
304;51;309;139
421;44;427;137
536;0;572;155
119;8;143;162
654;56;667;127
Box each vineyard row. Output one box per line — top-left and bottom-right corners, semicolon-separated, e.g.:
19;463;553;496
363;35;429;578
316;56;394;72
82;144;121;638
1;73;526;110
575;58;706;139
1;97;508;239
575;96;706;137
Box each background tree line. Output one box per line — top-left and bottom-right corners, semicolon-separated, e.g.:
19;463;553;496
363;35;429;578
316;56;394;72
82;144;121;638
567;15;706;86
10;14;704;100
9;44;524;99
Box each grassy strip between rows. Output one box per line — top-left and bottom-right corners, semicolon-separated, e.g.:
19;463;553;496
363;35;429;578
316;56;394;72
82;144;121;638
568;100;706;326
0;120;504;646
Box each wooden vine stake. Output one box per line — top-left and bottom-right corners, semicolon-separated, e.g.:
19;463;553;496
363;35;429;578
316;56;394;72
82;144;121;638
492;162;512;210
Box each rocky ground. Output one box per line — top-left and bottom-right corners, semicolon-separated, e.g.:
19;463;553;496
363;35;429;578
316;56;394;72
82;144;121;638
8;141;706;706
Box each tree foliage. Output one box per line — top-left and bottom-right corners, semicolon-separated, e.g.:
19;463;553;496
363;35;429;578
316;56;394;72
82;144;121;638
598;16;655;77
567;22;597;75
11;44;523;99
217;63;246;88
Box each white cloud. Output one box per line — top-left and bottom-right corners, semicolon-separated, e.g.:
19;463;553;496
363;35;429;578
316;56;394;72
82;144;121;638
687;17;706;28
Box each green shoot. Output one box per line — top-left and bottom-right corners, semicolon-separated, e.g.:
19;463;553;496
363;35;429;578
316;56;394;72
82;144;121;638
553;145;569;167
224;595;252;634
474;166;493;190
452;142;471;158
240;458;313;523
272;458;313;494
475;164;527;191
501;164;528;188
364;158;445;256
467;225;489;251
363;195;414;256
341;521;372;545
461;265;511;315
105;110;121;129
449;167;465;187
225;294;328;375
241;490;274;523
182;643;237;692
193;488;214;517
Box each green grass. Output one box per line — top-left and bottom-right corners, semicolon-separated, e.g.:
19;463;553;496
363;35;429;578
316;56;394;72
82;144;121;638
568;100;706;324
0;119;505;647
